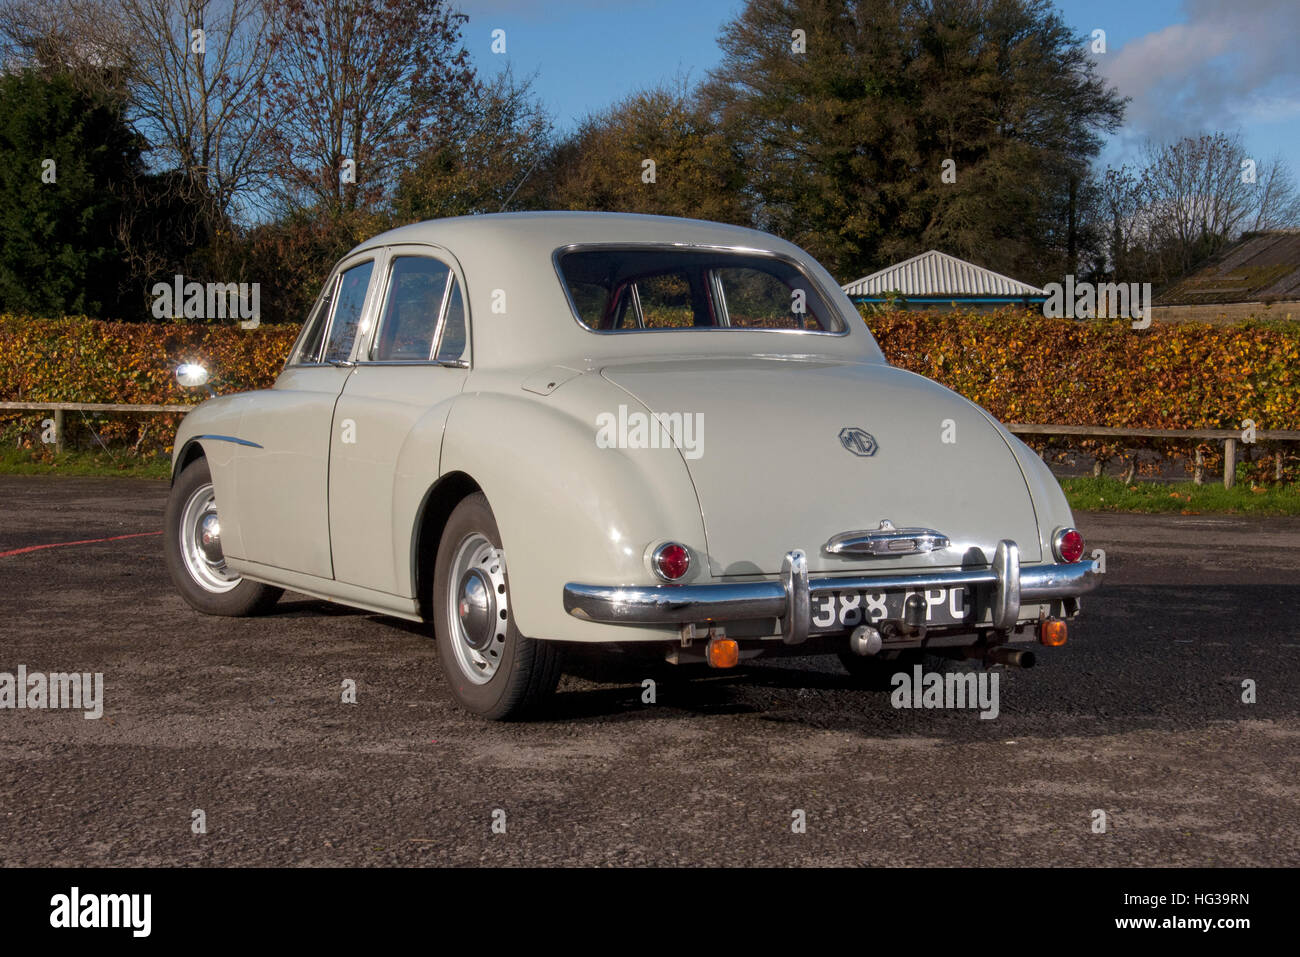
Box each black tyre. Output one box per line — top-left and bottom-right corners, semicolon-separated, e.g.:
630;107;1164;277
164;458;283;616
433;492;564;719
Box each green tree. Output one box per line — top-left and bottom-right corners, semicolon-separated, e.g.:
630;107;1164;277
704;0;1126;283
0;69;142;317
395;68;554;221
549;81;748;224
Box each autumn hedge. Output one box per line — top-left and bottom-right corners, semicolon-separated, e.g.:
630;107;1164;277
867;308;1300;482
2;310;1298;479
0;315;296;459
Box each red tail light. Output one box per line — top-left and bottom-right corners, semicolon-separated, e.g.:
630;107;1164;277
653;542;691;581
1054;527;1084;564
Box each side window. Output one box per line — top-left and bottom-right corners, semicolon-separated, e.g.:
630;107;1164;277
321;260;375;362
372;257;451;361
293;277;337;364
434;278;467;362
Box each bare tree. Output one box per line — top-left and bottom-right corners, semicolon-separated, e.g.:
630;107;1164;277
117;0;276;225
1138;132;1300;275
0;0;128;87
1094;165;1144;281
1247;152;1300;232
264;0;475;214
2;0;276;228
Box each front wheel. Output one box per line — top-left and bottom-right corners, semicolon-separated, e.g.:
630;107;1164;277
164;458;283;616
433;493;564;719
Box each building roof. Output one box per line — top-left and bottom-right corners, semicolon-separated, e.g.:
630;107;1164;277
1156;230;1300;305
841;249;1046;299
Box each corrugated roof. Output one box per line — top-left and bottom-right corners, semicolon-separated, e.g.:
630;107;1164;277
841;249;1046;298
1156;230;1300;305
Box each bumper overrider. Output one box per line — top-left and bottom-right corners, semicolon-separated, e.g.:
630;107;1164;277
563;540;1102;644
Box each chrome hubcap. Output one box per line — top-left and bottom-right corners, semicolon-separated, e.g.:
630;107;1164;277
198;513;223;564
446;533;508;684
457;568;495;651
180;483;240;593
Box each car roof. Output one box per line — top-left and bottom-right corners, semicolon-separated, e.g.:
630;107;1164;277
357;210;807;258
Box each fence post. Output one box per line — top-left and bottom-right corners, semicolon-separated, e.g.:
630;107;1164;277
53;408;64;454
1223;437;1237;490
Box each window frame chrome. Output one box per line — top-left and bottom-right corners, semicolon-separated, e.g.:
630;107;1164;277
286;273;340;368
351;242;473;369
367;254;456;364
552;242;850;337
289;252;382;368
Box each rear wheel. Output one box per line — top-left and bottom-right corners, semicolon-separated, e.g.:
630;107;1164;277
433;493;564;719
164;458;283;616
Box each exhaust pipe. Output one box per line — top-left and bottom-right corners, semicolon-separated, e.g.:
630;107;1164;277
849;625;883;657
988;647;1036;669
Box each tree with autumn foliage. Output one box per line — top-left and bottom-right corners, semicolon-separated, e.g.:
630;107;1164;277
547;80;748;225
394;67;554;221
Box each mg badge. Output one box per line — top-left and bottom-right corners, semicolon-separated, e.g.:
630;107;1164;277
839;427;877;457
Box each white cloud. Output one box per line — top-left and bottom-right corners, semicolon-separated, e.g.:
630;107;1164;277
1100;0;1300;146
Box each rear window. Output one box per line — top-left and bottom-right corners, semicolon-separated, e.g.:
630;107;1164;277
557;248;844;333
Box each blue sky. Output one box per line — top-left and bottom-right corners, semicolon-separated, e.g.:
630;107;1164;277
457;0;1300;171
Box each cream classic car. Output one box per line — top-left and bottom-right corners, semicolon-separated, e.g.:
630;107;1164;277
164;212;1102;718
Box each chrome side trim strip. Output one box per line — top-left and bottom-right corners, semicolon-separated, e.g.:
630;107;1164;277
193;433;263;449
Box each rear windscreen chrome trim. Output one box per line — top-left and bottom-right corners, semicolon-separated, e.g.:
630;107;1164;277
551;242;850;337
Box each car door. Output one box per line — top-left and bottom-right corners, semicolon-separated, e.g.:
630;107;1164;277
232;253;380;579
328;244;471;595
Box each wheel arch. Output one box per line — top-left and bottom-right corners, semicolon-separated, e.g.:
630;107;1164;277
411;470;483;621
172;438;207;483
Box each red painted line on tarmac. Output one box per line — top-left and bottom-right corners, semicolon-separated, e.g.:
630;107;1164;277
0;530;162;558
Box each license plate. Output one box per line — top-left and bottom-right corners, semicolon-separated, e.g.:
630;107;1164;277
809;585;976;634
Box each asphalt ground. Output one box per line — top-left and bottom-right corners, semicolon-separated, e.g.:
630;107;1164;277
1;475;1297;866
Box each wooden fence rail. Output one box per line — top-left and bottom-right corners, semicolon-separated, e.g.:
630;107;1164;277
0;401;195;454
1007;424;1300;489
2;402;1297;489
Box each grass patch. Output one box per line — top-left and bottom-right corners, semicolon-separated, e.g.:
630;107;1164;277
3;449;1298;516
0;447;170;479
1062;475;1300;515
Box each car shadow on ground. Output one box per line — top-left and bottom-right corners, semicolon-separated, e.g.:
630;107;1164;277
530;583;1298;735
292;584;1295;737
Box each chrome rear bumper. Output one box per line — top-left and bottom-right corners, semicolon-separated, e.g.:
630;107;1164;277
562;540;1102;644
